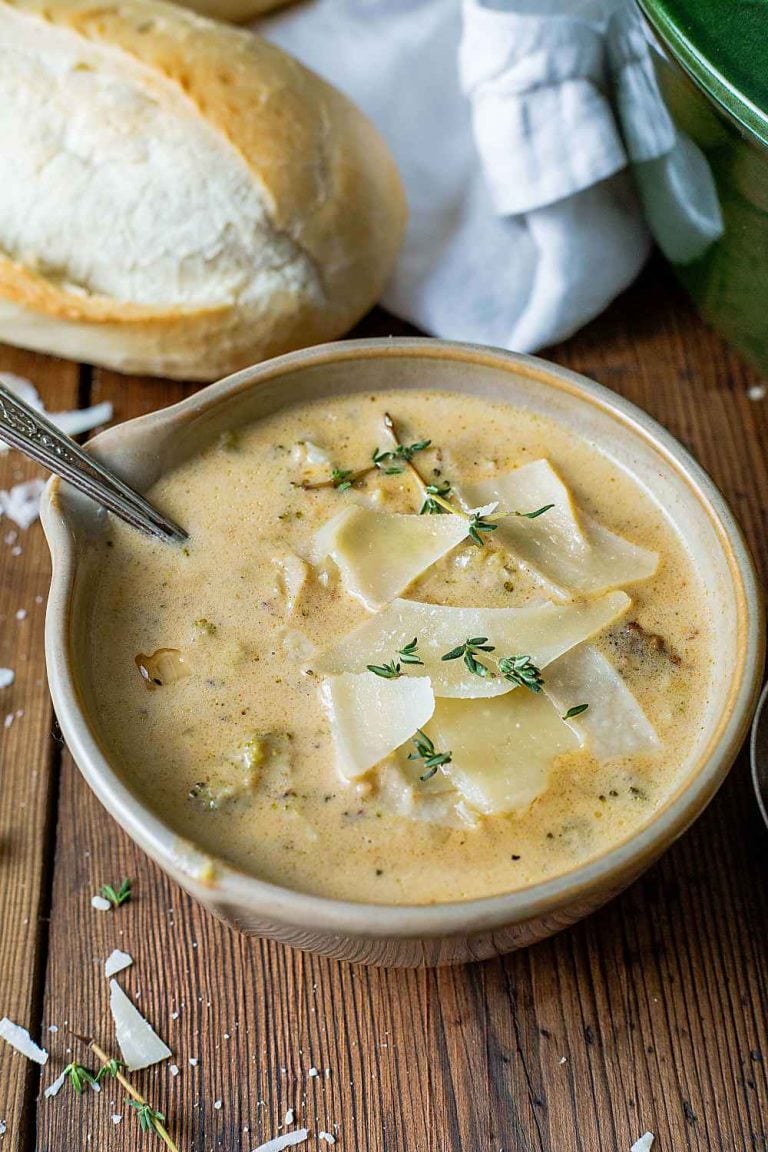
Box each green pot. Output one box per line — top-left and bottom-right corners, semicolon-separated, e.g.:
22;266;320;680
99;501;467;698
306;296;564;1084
637;0;768;373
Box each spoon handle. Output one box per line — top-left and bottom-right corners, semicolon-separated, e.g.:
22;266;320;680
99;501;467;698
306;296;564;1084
0;382;188;544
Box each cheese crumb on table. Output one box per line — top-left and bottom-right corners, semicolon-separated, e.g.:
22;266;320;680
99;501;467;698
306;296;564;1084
0;669;14;689
0;1018;48;1064
91;895;112;912
631;1134;654;1152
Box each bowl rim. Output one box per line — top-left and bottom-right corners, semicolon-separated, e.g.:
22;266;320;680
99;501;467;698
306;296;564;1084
42;337;766;939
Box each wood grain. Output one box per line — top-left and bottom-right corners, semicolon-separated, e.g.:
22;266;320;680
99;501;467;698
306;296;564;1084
0;351;80;1151
3;258;768;1152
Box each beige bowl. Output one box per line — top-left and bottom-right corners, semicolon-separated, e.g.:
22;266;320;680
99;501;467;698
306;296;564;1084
41;339;765;966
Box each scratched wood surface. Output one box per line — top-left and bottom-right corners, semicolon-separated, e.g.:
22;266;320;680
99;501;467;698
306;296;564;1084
1;260;768;1152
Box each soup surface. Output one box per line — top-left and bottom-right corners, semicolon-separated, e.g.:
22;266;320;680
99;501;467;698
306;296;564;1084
86;389;713;904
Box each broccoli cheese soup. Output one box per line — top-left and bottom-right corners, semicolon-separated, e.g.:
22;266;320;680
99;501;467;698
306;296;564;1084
86;390;714;905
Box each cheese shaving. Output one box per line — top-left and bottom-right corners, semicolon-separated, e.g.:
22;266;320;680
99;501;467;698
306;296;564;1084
431;691;579;814
318;1134;336;1146
322;673;435;780
545;644;658;759
91;895;112;912
0;1017;48;1065
44;1070;68;1099
462;459;659;597
0;480;46;531
104;949;134;977
315;594;630;699
0;669;14;689
251;1129;310;1152
109;980;172;1071
631;1134;654;1152
312;506;468;609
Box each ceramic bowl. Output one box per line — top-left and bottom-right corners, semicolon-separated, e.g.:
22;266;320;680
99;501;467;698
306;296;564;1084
41;339;765;966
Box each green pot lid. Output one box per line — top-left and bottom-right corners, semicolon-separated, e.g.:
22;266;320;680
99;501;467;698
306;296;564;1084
637;0;768;148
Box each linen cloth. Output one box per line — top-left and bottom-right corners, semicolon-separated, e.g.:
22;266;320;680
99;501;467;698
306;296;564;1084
261;0;716;350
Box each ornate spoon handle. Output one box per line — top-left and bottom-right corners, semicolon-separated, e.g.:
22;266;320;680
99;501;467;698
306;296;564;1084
0;382;187;544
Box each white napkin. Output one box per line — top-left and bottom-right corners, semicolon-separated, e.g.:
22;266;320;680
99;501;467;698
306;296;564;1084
260;0;709;351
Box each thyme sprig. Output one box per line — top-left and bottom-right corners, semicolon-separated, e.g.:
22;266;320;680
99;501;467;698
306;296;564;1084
408;729;453;781
441;641;544;692
130;1101;168;1134
468;510;499;546
516;503;555;519
70;1034;179;1151
372;437;431;475
497;655;544;693
562;703;589;719
367;638;424;679
62;1061;97;1095
420;479;452;515
441;636;496;678
100;878;131;908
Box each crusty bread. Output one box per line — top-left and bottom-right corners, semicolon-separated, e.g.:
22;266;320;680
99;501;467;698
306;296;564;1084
178;0;293;23
0;0;406;379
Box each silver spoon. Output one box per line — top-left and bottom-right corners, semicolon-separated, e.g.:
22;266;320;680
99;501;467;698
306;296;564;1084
751;682;768;828
0;381;187;544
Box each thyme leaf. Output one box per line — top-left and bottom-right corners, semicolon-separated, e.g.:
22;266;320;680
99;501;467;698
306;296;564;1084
562;703;589;719
130;1101;167;1134
330;467;355;491
497;655;544;693
367;638;424;679
372;437;431;476
468;511;498;547
419;479;452;516
441;637;496;678
96;1058;125;1083
100;878;131;908
63;1062;97;1095
514;503;555;519
408;728;452;781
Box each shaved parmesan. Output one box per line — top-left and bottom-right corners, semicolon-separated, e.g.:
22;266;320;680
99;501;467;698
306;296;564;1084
430;692;579;814
51;403;113;439
109;980;171;1071
0;669;14;689
312;506;468;609
462;460;659;597
104;949;133;978
44;1070;68;1099
0;479;46;531
322;674;435;780
0;1018;48;1065
318;1134;336;1146
315;594;630;699
251;1129;309;1152
631;1134;654;1152
273;553;309;616
91;895;111;912
545;645;659;760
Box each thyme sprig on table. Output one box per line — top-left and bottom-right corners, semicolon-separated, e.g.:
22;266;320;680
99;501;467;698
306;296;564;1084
70;1034;180;1151
100;878;132;908
442;640;544;692
367;638;424;679
62;1061;98;1095
408;729;453;781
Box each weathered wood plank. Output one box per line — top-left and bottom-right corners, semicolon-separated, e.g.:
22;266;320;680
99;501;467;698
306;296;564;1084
0;349;80;1152
34;265;768;1152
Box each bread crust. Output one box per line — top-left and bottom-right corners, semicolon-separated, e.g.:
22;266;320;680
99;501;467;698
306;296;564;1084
0;0;406;379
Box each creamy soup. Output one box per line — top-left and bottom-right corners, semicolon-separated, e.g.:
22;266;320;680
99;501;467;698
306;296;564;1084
86;390;713;904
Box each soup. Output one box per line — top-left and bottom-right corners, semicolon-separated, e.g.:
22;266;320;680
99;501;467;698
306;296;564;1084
86;389;713;905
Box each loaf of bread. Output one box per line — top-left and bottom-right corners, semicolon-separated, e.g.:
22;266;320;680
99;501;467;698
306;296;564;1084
177;0;292;26
0;0;406;380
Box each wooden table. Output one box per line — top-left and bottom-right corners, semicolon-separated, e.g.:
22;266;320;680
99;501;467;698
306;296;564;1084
1;258;767;1152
